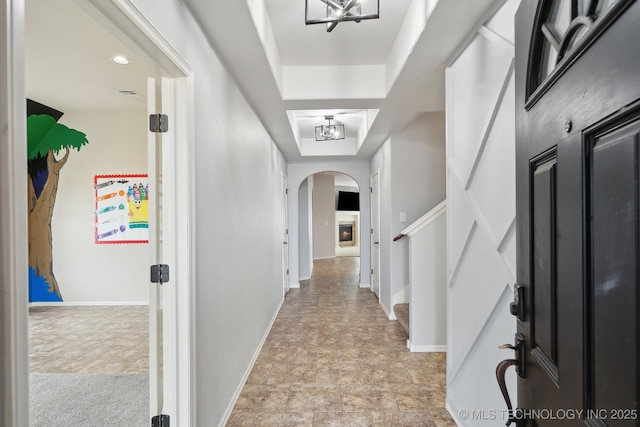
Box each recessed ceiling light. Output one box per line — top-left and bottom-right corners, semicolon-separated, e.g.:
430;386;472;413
112;55;129;65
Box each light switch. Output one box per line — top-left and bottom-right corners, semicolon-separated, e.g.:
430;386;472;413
400;212;407;222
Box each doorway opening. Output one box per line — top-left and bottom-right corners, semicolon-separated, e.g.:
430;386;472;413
26;0;156;423
298;171;361;282
24;0;194;424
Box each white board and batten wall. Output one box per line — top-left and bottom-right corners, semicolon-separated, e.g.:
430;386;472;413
445;0;520;424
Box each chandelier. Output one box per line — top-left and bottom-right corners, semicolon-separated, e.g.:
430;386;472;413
315;116;345;141
305;0;380;33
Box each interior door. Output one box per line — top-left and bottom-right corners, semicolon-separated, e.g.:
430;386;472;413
282;174;289;293
509;1;640;425
147;77;177;422
370;171;380;296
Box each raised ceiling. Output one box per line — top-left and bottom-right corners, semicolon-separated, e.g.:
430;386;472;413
186;0;505;161
26;0;505;161
265;0;412;66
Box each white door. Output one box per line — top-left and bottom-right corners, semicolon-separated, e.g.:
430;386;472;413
147;77;177;422
282;175;289;293
370;171;380;296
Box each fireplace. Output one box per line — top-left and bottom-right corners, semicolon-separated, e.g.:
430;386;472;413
338;221;356;246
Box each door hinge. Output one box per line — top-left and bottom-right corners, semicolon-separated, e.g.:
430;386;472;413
285;188;289;195
286;269;289;275
151;414;170;427
371;268;374;275
150;264;170;284
149;114;169;133
370;187;373;193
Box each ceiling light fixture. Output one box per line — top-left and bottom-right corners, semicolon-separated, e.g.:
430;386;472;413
305;0;379;33
112;55;130;65
315;115;345;141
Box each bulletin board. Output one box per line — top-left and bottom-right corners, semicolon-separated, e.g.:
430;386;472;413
94;174;149;244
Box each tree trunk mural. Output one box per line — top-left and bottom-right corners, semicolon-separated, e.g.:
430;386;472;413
28;148;69;299
27;111;88;302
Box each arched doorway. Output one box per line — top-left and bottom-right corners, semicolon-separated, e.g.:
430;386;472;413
287;162;371;291
298;172;361;281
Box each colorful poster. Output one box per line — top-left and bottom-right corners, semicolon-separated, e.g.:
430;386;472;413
94;174;149;244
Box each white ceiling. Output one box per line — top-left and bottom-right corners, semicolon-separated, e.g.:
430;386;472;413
265;0;412;66
26;0;505;161
26;0;156;114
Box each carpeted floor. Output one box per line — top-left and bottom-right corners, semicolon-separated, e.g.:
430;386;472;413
30;373;149;427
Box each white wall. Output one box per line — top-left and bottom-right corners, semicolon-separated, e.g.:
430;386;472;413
298;177;313;279
311;173;335;259
51;111;148;303
370;112;446;318
288;161;371;289
129;1;288;425
445;0;520;424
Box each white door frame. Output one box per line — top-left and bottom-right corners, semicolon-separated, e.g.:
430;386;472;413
282;173;290;294
370;169;380;296
1;0;196;425
1;1;29;425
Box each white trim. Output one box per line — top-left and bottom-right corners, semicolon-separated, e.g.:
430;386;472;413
1;1;29;425
401;200;447;237
358;283;370;289
444;0;510;67
219;297;285;427
446;397;468;427
407;342;448;353
298;275;311;281
28;301;149;307
291;282;301;289
379;300;396;320
82;0;192;76
282;173;289;295
313;255;335;260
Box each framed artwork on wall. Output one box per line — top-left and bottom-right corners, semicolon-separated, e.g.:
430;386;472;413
94;174;149;244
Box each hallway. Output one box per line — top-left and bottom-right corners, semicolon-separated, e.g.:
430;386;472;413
228;257;454;426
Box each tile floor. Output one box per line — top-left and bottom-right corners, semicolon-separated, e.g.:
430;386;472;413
29;305;149;374
228;257;455;427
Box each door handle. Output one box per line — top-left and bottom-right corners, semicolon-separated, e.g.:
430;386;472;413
496;357;517;426
496;334;525;426
283;242;288;245
373;241;379;245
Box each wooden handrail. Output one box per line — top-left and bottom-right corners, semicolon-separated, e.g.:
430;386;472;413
393;233;406;242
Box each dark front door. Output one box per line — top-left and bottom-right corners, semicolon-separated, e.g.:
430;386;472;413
513;0;640;425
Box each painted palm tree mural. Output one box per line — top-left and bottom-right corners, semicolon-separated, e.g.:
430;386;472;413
28;111;88;301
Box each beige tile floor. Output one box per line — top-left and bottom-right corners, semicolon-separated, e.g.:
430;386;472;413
29;305;149;374
228;257;455;427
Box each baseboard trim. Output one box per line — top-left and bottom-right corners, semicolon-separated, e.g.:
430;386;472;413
290;282;301;289
219;296;285;427
379;301;396;320
28;301;149;307
446;397;466;426
407;342;447;353
313;256;335;260
359;283;370;289
299;276;311;281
